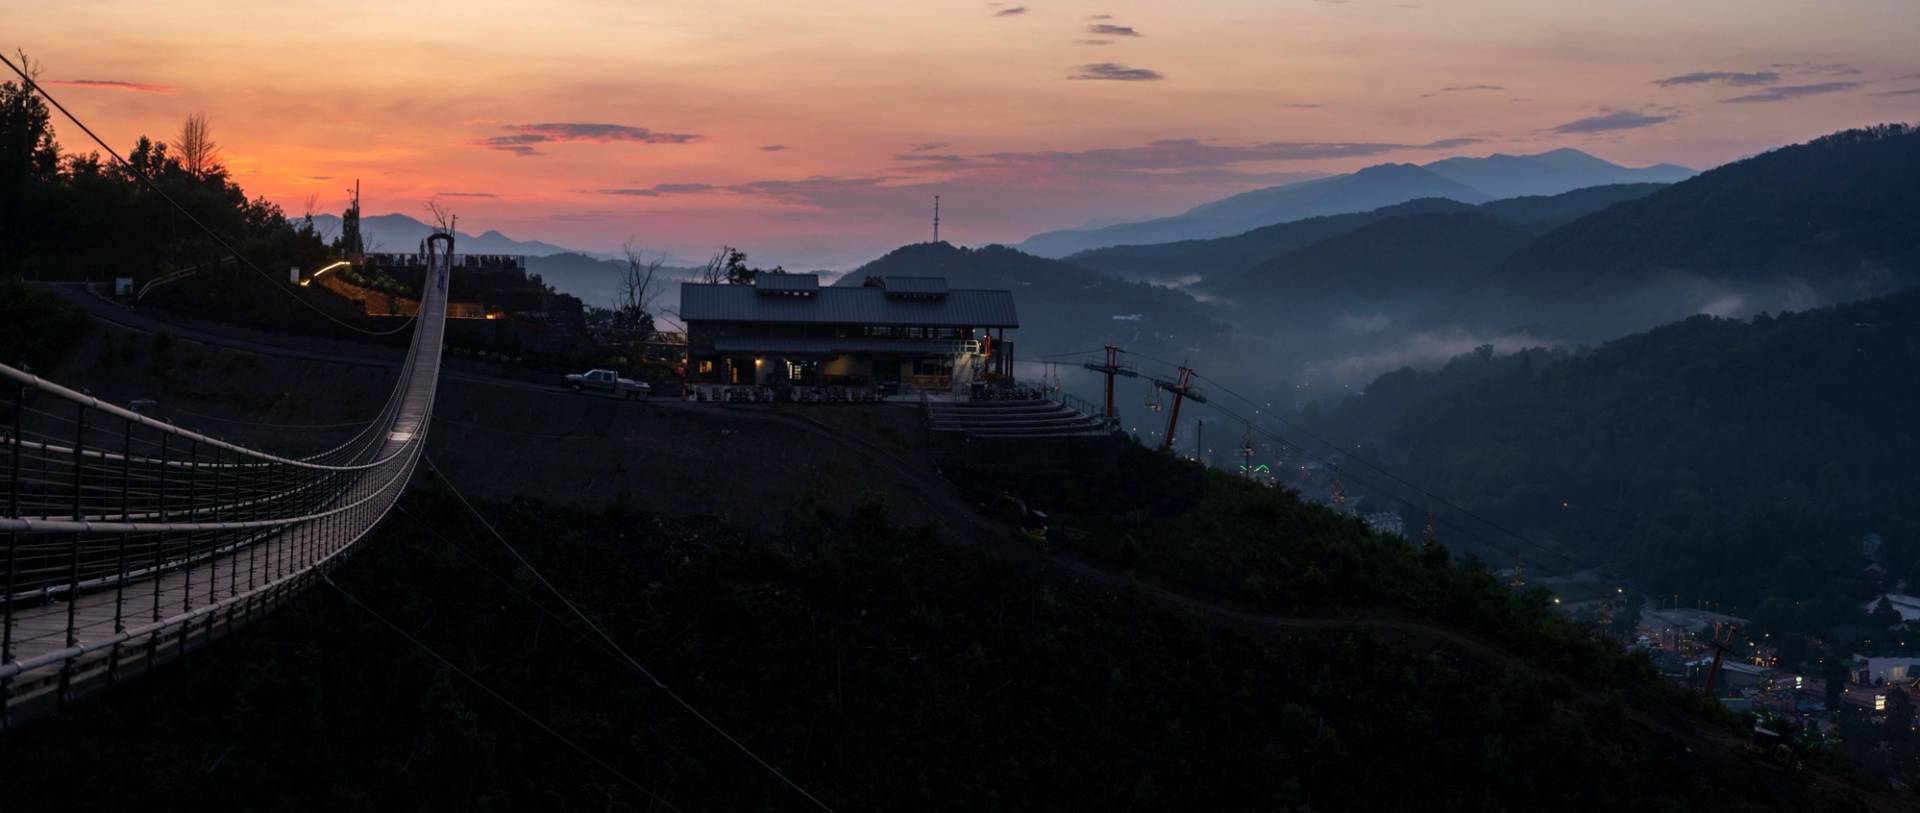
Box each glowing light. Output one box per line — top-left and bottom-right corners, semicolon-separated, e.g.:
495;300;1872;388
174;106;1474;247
298;259;351;287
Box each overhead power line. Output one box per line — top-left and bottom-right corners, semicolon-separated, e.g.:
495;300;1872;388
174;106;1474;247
427;456;839;813
321;576;685;811
0;51;415;337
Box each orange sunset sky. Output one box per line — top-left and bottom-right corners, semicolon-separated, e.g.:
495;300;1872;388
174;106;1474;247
10;0;1920;266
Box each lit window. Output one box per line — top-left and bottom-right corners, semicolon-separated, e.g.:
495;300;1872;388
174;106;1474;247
697;360;714;374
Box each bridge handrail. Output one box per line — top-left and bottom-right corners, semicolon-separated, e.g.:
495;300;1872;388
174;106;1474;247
1;362;422;472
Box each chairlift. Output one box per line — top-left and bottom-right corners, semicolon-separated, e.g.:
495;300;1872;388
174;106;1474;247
1144;379;1164;413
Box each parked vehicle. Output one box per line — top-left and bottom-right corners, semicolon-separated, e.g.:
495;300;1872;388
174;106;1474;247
564;369;650;400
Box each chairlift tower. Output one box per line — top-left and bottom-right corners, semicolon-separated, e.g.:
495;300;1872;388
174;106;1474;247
1151;364;1207;453
1081;345;1138;421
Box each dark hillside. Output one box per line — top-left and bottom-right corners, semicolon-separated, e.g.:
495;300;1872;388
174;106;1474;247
1212;211;1541;302
1495;124;1920;299
1320;287;1920;644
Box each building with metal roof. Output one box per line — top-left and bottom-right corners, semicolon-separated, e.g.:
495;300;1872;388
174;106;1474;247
680;275;1018;394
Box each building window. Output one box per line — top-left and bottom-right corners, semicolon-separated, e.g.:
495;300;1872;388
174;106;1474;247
697;360;714;374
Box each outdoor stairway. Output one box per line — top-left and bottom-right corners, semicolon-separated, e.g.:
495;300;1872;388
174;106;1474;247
926;398;1113;438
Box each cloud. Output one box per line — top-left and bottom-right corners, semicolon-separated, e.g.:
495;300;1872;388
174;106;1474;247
1722;81;1859;103
1549;109;1676;134
760;144;788;151
587;177;898;209
1085;24;1140;36
1068;62;1164;81
1282;103;1323;109
993;5;1027;16
1088;13;1113;19
1420;137;1485;149
1652;70;1779;87
436;191;498;198
1767;62;1862;76
1874;88;1920;97
40;78;174;94
908;142;949;152
1075;39;1113;45
474;122;703;155
1439;84;1505;92
892;153;974;165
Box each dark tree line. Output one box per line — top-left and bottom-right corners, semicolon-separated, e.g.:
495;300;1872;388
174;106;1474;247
0;61;328;281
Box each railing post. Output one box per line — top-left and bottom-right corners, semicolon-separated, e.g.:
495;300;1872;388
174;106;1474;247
60;401;85;705
110;415;132;685
183;439;196;615
3;382;24;726
150;432;167;668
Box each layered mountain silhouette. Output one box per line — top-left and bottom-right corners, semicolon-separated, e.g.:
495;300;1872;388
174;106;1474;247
308;212;686;264
1071;184;1664;285
1493;124;1920;299
1018;149;1694;257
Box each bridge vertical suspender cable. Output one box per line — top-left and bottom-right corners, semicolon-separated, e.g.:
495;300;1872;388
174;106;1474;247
426;455;839;813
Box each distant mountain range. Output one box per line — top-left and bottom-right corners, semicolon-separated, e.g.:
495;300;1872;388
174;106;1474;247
1492;124;1920;300
1070;183;1666;285
305;212;687;265
1017;149;1695;257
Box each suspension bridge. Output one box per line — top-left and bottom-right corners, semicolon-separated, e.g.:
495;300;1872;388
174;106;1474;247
0;238;454;725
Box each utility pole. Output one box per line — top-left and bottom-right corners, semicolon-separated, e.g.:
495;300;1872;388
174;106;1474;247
1240;424;1255;478
932;195;940;243
1196;418;1207;464
1081;345;1137;422
1152;364;1207;453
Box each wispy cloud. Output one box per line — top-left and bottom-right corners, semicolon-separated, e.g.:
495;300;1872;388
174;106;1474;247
1085;23;1141;36
40;78;174;94
760;144;788;151
474;122;703;155
1068;62;1163;81
588;176;897;208
1722;81;1859;103
1421;137;1485;149
1075;39;1113;45
1282;103;1324;109
993;5;1027;16
908;142;949;152
1549;109;1676;134
1439;84;1504;92
1652;70;1779;87
1088;13;1113;19
1874;87;1920;97
436;191;499;198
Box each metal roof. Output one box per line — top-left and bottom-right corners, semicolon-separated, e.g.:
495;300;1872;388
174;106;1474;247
876;276;947;296
680;281;1018;328
710;336;965;356
754;273;820;293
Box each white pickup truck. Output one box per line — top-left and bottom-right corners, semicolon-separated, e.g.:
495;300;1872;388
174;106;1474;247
564;369;651;400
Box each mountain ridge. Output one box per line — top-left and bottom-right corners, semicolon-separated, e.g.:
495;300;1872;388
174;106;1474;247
1017;148;1696;257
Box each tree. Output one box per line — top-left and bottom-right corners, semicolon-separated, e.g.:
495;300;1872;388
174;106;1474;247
698;245;784;285
1887;687;1914;744
171;113;220;179
613;239;663;339
1;51;59;184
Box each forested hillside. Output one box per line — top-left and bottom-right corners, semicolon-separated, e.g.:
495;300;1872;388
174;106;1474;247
1495;124;1920;299
1319;287;1920;647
